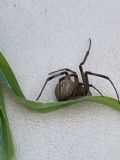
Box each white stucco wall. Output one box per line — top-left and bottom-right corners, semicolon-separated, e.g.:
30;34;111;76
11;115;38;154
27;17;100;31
1;0;120;160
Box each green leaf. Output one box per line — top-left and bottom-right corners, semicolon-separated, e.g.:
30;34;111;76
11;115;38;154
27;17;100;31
0;52;120;159
0;85;15;160
0;53;24;98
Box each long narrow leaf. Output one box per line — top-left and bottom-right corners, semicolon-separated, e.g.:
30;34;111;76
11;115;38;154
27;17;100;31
0;52;120;159
0;52;120;112
0;85;15;160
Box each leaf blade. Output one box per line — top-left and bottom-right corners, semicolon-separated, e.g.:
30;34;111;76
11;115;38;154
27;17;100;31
0;52;120;160
0;85;15;160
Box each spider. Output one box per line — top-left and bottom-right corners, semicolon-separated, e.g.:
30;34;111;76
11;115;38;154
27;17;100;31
36;38;119;102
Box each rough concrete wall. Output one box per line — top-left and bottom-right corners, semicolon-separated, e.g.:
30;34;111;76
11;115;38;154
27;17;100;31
0;0;120;160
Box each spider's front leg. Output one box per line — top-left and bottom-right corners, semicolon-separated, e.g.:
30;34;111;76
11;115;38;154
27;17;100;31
36;71;69;101
48;68;77;75
79;38;91;83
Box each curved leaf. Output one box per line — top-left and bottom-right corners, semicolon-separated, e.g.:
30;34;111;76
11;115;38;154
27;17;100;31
0;52;120;159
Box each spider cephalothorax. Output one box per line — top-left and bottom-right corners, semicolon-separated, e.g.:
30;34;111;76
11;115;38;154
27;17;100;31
36;39;119;102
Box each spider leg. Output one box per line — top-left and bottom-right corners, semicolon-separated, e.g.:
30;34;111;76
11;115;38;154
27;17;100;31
84;71;119;102
89;84;104;96
59;73;79;82
79;38;91;83
36;71;69;101
79;83;103;96
48;68;76;75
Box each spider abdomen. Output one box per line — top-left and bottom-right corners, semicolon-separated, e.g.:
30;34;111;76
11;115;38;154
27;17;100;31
55;78;75;101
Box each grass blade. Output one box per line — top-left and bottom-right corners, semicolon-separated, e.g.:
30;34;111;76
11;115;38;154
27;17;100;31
0;52;120;159
0;85;15;160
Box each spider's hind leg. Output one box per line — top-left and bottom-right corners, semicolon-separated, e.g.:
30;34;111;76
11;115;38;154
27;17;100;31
84;71;119;102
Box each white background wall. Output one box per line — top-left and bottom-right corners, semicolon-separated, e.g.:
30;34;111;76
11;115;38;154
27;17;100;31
1;0;120;160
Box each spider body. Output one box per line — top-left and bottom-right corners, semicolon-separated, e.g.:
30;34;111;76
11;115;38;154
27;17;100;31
55;77;75;101
36;39;119;102
55;77;92;101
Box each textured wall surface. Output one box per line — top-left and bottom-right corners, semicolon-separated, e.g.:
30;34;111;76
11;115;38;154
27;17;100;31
1;0;120;160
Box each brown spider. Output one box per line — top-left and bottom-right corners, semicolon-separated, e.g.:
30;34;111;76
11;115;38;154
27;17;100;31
36;38;119;102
